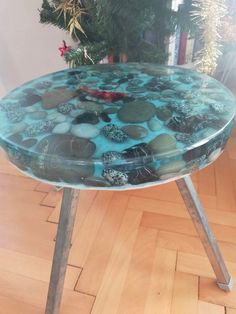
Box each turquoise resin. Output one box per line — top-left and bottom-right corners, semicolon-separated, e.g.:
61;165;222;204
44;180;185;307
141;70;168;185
0;63;235;190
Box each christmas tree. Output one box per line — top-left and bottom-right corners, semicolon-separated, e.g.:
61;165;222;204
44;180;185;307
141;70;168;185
40;0;177;66
39;0;228;74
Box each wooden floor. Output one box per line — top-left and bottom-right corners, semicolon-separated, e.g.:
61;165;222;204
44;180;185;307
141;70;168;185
1;129;236;314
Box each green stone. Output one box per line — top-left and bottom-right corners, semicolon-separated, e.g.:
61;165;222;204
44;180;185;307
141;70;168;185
148;134;177;155
117;101;156;123
157;160;186;176
156;107;172;121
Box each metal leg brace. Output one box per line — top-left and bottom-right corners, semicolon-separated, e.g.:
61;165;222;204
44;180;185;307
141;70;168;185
45;188;79;314
176;176;233;291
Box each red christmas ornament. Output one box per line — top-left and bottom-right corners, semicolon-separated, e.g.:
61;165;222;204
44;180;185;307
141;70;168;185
59;40;71;56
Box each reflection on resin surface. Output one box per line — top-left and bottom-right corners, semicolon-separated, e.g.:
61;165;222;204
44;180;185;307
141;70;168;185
0;63;235;190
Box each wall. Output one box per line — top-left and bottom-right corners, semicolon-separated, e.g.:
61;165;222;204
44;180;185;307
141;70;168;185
0;0;72;96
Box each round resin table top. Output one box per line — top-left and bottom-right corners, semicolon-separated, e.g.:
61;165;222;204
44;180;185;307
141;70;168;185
0;63;235;190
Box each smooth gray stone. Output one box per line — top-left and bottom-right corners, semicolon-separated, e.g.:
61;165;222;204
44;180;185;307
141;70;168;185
117;100;156;123
122;125;148;139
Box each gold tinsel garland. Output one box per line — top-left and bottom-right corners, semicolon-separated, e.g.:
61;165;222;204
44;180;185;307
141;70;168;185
191;0;227;74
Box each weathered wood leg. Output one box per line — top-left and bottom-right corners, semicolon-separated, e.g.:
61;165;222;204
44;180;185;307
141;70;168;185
45;188;79;314
176;176;233;291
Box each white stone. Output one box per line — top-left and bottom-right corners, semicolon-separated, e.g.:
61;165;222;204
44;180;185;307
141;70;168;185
71;124;100;139
147;117;162;131
52;122;71;134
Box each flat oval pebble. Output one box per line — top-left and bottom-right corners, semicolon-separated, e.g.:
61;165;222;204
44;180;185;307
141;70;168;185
42;88;76;109
157;160;186;176
57;103;74;114
71;124;100;138
11;122;27;134
122;125;148;139
117;100;156;123
148;134;177;155
52;122;71;134
29;111;47;120
102;151;124;165
147;117;162;131
156;107;172;121
83;176;111;187
72;112;99;125
21;138;38;148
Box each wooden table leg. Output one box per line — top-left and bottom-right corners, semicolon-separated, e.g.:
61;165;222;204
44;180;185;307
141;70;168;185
45;188;79;314
176;176;233;291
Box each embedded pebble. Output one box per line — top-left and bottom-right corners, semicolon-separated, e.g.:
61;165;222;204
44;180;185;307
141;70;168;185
102;124;128;143
208;148;222;162
102;169;128;186
6;109;25;123
21;138;38;148
70;109;84;118
71;124;100;138
122;125;148;139
83;176;111;187
26;106;37;113
48;112;66;123
57;103;74;114
78;101;104;113
117;101;156;123
157;160;186;176
102;151;124;165
29;111;47;120
24;120;56;136
11;122;27;134
72;112;99;125
147;117;162;131
156;107;172;121
210;103;225;114
7;133;23;144
22;93;41;107
122;143;153;165
128;167;159;185
42;88;76;109
148;134;177;155
100;112;111;122
52;122;71;134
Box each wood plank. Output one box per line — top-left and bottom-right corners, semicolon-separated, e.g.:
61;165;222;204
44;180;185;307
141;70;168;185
0;269;94;314
197;164;216;196
48;190;98;242
125;182;184;204
227;308;236;314
76;193;129;295
0;295;42;314
0;186;46;204
171;272;198;314
68;191;114;267
117;227;158;314
177;251;236;279
144;248;176;314
214;152;236;211
0;248;81;290
128;196;236;227
0;173;38;190
35;182;53;193
198;300;225;314
48;190;97;223
200;276;236;308
157;230;236;263
141;212;236;244
91;210;142;314
40;190;63;208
